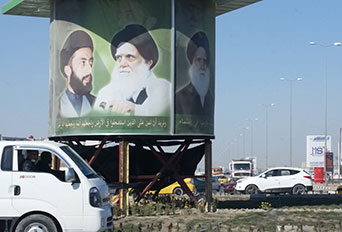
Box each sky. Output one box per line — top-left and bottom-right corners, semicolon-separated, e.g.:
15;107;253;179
1;0;342;170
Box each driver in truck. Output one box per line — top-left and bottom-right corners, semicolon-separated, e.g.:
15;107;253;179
22;150;38;172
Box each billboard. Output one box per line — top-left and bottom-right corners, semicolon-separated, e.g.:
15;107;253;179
174;0;215;135
48;0;215;137
306;135;332;168
49;0;172;136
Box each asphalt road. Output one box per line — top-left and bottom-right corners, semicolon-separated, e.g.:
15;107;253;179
216;193;342;209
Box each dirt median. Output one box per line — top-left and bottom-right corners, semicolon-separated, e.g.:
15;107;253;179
113;205;342;232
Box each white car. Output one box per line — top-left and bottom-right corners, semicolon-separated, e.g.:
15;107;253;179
235;167;313;195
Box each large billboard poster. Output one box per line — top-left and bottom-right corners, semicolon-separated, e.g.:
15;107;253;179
174;0;215;135
306;135;332;168
49;0;172;136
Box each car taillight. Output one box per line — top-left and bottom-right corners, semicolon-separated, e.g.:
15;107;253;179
304;176;312;180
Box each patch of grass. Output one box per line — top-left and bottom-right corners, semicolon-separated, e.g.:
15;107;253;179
113;196;342;231
224;212;276;231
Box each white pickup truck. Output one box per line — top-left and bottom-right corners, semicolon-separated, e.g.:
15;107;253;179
0;140;113;232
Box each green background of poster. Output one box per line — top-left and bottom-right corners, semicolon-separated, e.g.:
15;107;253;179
49;0;172;137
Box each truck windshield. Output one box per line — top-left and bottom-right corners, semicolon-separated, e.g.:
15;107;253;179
61;146;98;178
234;164;251;170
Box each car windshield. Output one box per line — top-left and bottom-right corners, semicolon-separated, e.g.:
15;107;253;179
303;170;311;176
234;164;251;170
60;146;98;178
255;169;268;176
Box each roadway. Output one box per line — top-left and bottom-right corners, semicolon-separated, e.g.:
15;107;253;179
215;183;342;209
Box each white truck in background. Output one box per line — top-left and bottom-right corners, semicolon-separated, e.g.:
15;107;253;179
229;159;255;180
0;140;113;232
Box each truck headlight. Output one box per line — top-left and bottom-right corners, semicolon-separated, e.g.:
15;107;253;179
89;187;102;207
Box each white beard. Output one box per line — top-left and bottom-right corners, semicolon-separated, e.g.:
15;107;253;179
189;63;210;107
111;62;151;100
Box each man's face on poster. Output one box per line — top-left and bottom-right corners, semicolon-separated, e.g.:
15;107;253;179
192;46;208;75
113;42;153;98
115;42;152;77
189;45;210;98
67;47;94;95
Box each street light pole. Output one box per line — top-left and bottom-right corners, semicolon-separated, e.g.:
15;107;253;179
230;141;235;160
243;131;245;157
280;77;303;167
339;129;342;185
246;118;258;158
309;42;341;182
234;138;239;158
240;129;247;158
262;104;275;168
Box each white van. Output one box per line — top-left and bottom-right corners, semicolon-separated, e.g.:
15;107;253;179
0;140;113;232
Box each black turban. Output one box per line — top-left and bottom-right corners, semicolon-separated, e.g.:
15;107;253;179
60;30;93;77
187;31;210;65
111;24;159;69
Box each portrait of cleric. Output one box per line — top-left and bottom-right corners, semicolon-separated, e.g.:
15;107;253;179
57;30;96;118
94;24;170;116
175;31;213;116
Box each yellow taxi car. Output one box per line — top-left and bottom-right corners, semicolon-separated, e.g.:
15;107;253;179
216;175;228;185
212;167;223;176
156;178;195;196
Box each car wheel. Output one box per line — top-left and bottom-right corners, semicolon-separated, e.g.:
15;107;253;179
173;187;184;196
15;214;57;232
245;185;259;195
292;184;306;195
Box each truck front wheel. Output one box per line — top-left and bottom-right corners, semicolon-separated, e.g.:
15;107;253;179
15;214;57;232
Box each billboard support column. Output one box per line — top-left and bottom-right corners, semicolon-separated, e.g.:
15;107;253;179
119;140;129;215
205;139;212;212
89;136;109;165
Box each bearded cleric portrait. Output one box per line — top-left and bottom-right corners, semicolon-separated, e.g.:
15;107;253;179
58;30;95;118
94;24;171;116
176;31;213;116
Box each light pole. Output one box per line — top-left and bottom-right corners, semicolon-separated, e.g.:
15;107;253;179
239;126;249;158
280;77;302;167
262;103;275;168
239;131;245;158
246;118;258;158
309;41;341;182
233;138;239;158
230;141;235;160
339;129;342;185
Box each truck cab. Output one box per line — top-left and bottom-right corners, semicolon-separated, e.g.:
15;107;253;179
0;140;113;232
229;159;254;180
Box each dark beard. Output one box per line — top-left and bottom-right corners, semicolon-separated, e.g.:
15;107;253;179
70;72;93;95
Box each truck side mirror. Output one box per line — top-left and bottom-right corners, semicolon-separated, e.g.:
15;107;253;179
65;168;77;183
260;174;266;178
